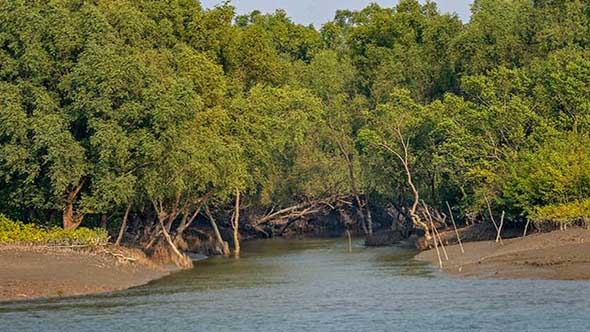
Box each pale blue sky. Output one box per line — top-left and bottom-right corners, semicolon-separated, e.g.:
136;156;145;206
200;1;474;27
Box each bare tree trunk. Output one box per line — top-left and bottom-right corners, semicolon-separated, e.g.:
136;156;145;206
152;201;192;268
336;140;368;235
346;230;352;253
164;192;181;232
63;180;85;230
172;207;192;248
174;192;214;243
484;195;503;245
522;218;531;238
63;204;81;230
496;211;505;243
100;214;108;229
232;189;241;256
380;128;430;238
115;204;132;246
205;206;230;256
49;210;57;225
159;215;190;266
390;210;399;231
391;200;411;235
365;197;373;235
144;226;162;250
63;201;84;230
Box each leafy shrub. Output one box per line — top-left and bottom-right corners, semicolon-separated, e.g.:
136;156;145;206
0;214;109;246
531;199;590;225
502;133;590;217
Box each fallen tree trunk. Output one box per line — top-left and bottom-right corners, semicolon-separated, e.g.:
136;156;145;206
255;201;316;226
254;195;351;226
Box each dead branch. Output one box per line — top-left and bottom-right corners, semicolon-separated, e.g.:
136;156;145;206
522;218;531;238
446;201;464;254
255;195;348;226
484;195;503;245
423;201;448;261
255;202;312;226
496;211;505;243
430;220;443;269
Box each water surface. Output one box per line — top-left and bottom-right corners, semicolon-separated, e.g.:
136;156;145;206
2;238;590;331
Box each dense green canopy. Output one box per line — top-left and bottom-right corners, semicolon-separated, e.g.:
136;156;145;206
1;0;589;234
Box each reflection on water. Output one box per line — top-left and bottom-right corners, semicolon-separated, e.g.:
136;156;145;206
2;238;590;331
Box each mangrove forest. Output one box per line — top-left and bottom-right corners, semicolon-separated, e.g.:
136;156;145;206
1;0;590;265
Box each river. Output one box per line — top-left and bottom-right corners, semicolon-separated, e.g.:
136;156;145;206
2;238;590;331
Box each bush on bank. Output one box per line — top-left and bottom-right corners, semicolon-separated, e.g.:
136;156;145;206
0;214;109;246
532;200;590;227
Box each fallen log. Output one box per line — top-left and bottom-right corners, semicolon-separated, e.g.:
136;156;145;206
255;202;314;226
254;195;349;226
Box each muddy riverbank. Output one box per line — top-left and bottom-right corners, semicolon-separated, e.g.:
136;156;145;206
416;228;590;280
0;246;180;302
5;227;590;304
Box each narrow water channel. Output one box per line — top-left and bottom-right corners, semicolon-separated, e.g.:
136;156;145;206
2;238;590;331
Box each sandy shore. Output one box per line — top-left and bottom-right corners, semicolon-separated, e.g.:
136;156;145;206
0;246;179;302
416;228;590;280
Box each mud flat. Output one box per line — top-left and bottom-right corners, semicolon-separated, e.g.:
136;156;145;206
416;228;590;280
0;246;179;302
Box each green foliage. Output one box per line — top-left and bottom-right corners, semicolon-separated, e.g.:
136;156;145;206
340;0;463;102
2;0;590;232
532;200;590;225
502;134;590;216
534;49;590;132
0;215;108;246
452;0;533;75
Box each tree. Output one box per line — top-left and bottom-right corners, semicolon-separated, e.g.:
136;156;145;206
294;50;372;233
452;0;533;75
534;50;590;133
358;89;430;235
4;0;590;246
